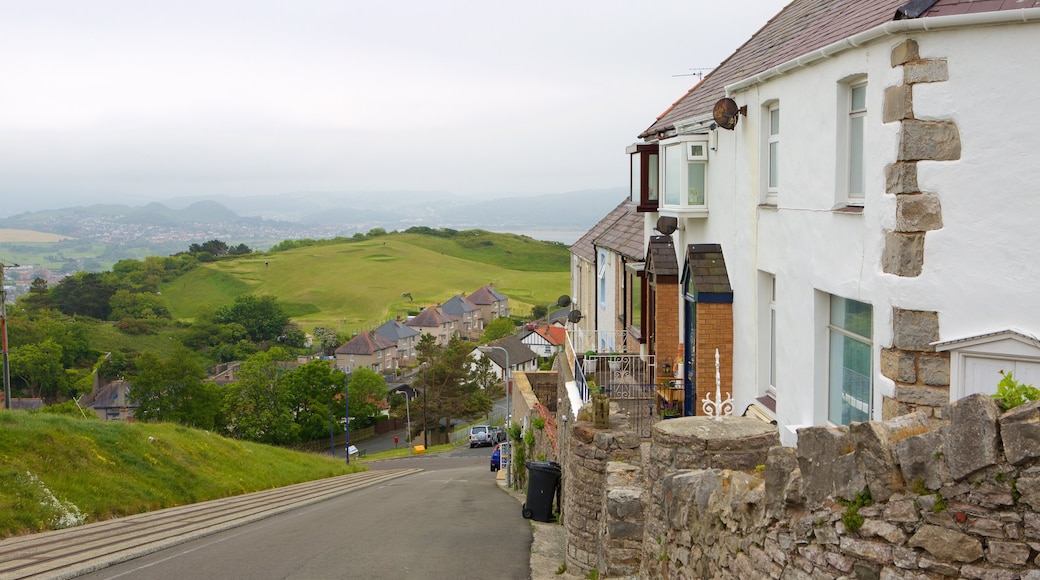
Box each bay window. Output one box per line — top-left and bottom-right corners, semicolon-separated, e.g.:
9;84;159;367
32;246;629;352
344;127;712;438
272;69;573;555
661;136;710;217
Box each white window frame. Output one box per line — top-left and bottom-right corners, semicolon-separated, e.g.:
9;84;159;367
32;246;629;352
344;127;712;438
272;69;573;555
659;135;710;217
827;295;872;425
769;276;777;398
766;103;780;205
835;76;867;207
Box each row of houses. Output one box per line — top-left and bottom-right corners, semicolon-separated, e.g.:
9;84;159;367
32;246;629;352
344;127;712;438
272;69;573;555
571;0;1040;445
333;283;510;374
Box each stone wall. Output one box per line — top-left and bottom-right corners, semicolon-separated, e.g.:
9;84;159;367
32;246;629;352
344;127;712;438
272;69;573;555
641;394;1040;579
559;393;1040;578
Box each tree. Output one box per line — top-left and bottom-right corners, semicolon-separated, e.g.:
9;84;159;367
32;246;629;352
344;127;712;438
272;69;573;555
9;339;66;401
480;317;516;343
416;336;492;438
129;347;220;429
221;348;299;444
278;360;347;442
347;368;389;429
531;305;548;320
313;326;340;355
51;271;118;319
472;354;503;400
214;295;290;343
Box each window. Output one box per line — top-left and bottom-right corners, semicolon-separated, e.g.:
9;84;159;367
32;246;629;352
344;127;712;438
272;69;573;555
828;296;872;425
598;251;607;308
769;276;777;397
848;83;866;202
661;136;709;216
836;78;867;207
627;143;659;212
758;273;777;399
767;105;780;204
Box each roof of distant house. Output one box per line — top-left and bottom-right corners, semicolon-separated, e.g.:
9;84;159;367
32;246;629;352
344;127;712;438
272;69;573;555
406;306;457;327
467;284;508;306
441;294;480;316
483;335;539;366
335;330;396;355
375;319;421;342
640;0;1035;140
571;199;635;262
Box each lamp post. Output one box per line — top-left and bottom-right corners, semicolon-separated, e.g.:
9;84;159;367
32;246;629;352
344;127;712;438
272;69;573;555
1;262;10;411
398;388;412;447
479;345;510;486
422;363;428;449
344;373;351;465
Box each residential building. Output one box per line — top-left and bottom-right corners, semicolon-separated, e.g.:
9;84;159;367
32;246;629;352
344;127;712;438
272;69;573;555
375;318;422;366
588;0;1040;444
521;325;567;359
79;379;136;421
334;330;397;374
472;335;540;385
467;284;510;329
569;200;643;349
405;306;458;347
441;294;482;340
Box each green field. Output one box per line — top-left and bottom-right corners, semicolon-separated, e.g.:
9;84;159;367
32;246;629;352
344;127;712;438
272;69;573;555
162;232;570;333
0;411;363;539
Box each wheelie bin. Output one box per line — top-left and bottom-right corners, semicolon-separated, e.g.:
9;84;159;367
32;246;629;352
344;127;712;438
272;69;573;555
522;461;561;522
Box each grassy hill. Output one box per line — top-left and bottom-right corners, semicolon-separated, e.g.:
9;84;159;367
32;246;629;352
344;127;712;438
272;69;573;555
162;230;571;333
0;411;362;539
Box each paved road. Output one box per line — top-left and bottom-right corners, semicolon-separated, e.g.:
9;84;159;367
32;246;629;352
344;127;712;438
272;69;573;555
0;452;531;580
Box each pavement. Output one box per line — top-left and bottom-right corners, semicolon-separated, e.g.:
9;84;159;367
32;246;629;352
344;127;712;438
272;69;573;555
495;471;581;580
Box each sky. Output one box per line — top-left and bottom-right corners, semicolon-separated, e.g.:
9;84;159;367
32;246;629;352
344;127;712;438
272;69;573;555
0;0;789;211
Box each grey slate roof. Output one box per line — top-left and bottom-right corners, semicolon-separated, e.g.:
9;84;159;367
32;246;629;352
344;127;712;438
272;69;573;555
485;335;539;367
639;0;1025;140
686;244;733;296
594;204;644;261
375;319;421;343
335;330;395;355
441;294;479;316
571;199;636;262
646;235;679;278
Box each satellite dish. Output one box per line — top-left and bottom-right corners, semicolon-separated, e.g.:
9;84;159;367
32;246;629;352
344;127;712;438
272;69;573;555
656;216;677;235
567;309;584;323
712;98;747;131
556;295;572;308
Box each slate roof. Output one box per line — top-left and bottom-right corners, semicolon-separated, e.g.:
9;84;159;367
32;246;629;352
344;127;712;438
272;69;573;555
485;335;539;367
640;0;1033;140
335;330;395;355
406;306;456;328
375;319;421;343
595;204;644;261
924;0;1040;17
646;235;679;278
571;199;637;262
467;284;508;306
686;244;733;296
441;294;480;316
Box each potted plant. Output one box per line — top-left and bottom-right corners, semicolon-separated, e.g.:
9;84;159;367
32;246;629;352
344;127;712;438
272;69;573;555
608;353;623;372
583;350;598;374
588;379;610;429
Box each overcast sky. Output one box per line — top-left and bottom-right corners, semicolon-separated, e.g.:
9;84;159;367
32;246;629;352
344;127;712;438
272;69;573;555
0;0;788;211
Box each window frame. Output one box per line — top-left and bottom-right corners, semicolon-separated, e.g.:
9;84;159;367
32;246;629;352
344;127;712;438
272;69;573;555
835;76;867;208
827;296;873;425
659;135;710;217
627;143;659;212
766;103;780;205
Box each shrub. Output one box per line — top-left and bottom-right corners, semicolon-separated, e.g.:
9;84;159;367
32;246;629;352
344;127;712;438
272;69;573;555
992;370;1040;410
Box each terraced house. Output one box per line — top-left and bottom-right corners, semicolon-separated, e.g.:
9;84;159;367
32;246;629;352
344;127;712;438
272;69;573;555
574;0;1040;444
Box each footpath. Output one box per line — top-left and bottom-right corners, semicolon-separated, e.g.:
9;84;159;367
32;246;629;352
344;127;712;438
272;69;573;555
496;471;580;580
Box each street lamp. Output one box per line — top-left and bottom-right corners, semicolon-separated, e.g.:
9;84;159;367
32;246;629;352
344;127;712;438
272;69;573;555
344;373;351;465
0;262;13;411
397;388;412;447
478;345;510;487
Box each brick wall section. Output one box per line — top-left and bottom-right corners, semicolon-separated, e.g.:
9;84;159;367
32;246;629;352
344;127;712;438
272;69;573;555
654;280;680;369
695;302;734;409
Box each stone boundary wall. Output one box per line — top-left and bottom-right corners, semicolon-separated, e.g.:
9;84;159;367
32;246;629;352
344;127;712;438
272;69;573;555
638;393;1040;579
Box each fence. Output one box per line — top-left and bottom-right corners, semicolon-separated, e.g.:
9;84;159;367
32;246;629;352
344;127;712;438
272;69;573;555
572;349;660;439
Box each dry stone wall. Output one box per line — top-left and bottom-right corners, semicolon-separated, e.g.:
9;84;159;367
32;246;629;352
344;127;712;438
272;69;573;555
560;393;1040;578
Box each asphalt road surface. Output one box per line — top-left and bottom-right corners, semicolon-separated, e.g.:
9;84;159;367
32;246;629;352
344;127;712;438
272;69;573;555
75;455;531;580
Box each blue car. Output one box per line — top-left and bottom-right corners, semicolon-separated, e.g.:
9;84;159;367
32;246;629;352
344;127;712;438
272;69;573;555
490;444;501;472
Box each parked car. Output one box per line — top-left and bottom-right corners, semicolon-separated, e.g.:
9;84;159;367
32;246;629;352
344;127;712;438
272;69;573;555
488;425;505;443
469;425;492;448
490;444;501;471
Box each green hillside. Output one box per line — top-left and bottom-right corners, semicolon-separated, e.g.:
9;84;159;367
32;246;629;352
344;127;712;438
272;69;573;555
162;230;570;333
0;411;361;539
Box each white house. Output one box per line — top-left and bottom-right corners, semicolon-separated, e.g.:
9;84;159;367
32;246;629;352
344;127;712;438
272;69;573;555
617;0;1040;444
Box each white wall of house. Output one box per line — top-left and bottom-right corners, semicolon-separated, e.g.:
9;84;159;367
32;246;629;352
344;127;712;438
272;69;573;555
659;22;1040;444
571;254;596;335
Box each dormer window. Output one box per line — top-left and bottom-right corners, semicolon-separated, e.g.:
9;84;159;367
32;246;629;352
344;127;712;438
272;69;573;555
627;142;659;212
660;135;709;217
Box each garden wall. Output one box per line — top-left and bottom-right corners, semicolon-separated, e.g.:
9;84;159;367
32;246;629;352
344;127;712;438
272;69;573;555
561;393;1040;579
